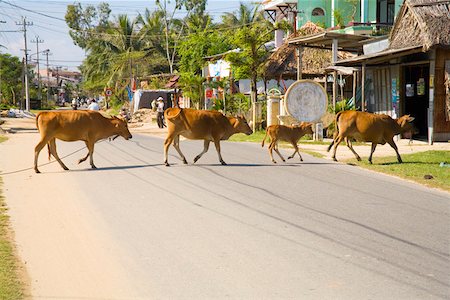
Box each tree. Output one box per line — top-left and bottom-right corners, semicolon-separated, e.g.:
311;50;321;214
178;29;230;75
221;3;260;28
225;5;274;130
0;54;23;107
155;0;207;73
82;14;150;98
178;73;205;109
65;2;111;49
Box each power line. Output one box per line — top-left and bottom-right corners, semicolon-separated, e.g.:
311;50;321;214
0;0;66;22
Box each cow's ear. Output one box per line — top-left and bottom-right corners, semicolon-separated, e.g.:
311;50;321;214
407;116;415;122
115;123;119;128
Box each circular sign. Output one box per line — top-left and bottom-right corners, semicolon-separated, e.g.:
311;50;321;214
284;79;327;123
105;88;113;97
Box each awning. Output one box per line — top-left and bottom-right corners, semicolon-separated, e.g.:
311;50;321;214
324;66;359;75
288;31;371;53
334;45;424;66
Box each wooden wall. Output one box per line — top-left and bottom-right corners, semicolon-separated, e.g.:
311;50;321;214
434;48;450;136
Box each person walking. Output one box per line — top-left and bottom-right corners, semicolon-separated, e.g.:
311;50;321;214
88;99;100;111
156;97;166;128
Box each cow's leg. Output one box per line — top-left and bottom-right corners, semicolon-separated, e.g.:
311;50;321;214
213;140;226;165
194;140;210;163
368;143;377;164
48;138;69;171
78;141;90;164
164;134;174;166
273;144;286;163
34;136;51;173
172;135;188;164
345;137;361;161
268;141;277;163
288;143;303;161
85;141;97;169
387;139;402;163
331;135;344;161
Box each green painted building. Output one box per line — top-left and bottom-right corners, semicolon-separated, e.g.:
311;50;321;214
296;0;403;29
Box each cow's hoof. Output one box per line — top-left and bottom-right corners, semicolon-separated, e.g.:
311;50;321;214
220;161;227;165
287;156;293;160
272;160;277;164
35;169;41;174
300;158;303;162
193;157;199;163
368;160;373;164
332;158;338;162
63;166;69;170
78;159;84;164
183;159;188;164
165;162;170;167
357;157;362;161
91;165;97;169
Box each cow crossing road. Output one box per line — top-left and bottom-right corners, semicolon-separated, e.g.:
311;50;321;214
0;131;449;299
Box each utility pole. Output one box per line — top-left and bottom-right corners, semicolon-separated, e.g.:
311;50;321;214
43;49;51;107
55;66;61;104
16;16;33;111
31;35;44;105
0;20;6;103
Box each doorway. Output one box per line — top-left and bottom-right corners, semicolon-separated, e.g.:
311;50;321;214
403;65;429;138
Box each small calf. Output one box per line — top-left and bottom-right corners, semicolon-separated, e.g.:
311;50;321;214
261;122;314;163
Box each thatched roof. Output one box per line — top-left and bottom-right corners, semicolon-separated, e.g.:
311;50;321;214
264;22;350;80
264;22;328;79
389;0;450;51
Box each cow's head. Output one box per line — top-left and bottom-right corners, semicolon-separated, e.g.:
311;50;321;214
234;115;253;135
397;115;415;134
293;122;314;135
112;116;133;140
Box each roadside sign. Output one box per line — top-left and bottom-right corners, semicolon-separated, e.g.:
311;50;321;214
105;88;113;97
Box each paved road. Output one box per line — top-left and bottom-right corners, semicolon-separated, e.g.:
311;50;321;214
1;130;449;299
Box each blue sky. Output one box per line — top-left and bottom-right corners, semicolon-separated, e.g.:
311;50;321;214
0;0;252;71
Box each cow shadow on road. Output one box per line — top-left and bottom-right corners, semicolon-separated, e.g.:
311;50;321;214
191;161;335;167
65;164;163;172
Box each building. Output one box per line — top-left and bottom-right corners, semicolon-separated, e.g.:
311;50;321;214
264;0;403;30
335;0;450;143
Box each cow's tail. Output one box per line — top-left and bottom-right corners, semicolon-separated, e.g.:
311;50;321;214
261;128;269;147
165;107;183;121
327;111;343;152
35;112;42;132
165;108;191;131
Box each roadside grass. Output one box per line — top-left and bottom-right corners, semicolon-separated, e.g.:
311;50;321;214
230;130;330;145
0;137;25;299
345;150;450;192
0;136;7;143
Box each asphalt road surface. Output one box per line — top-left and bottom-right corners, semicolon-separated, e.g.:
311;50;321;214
1;131;449;299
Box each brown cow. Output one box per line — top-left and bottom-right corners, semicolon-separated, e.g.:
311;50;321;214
261;123;314;163
327;110;415;164
34;110;132;173
163;108;253;166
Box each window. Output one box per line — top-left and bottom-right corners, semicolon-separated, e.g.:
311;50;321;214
312;7;325;16
377;0;395;24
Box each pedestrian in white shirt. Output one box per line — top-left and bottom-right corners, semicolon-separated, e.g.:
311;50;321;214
88;99;100;111
156;97;166;128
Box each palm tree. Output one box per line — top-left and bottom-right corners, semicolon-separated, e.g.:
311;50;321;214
84;14;148;96
221;3;262;28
